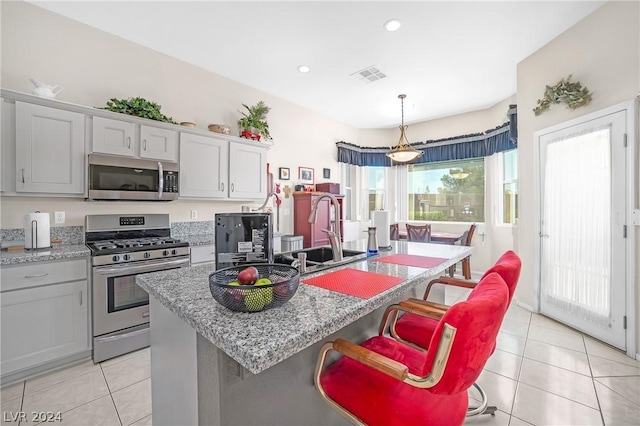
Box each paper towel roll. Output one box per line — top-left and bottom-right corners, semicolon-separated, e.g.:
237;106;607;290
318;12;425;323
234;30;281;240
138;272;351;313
24;211;51;249
372;210;391;248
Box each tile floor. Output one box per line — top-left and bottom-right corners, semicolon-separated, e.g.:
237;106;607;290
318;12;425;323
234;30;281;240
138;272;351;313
1;284;639;425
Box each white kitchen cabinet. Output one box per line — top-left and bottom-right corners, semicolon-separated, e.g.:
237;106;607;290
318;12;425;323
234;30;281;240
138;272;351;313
179;133;228;198
15;102;85;194
0;259;90;379
190;245;215;265
92;116;135;157
228;141;267;200
140;125;178;162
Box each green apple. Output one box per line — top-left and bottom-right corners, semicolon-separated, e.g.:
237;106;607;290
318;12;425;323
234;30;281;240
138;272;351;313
244;289;266;311
228;281;241;286
258;288;274;305
255;278;272;286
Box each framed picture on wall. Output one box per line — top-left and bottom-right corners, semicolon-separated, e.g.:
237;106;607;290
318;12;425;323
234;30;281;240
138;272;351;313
323;168;331;179
299;167;314;184
279;167;290;180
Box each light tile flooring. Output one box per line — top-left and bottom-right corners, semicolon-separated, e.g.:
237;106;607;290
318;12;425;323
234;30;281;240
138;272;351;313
1;285;639;425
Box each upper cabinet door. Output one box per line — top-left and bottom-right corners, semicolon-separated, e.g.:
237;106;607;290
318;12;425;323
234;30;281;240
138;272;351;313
92;116;135;157
15;102;85;194
140;125;178;162
228;141;267;200
179;133;228;198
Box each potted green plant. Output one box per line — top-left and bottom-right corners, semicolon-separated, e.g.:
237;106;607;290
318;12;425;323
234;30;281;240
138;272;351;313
238;101;272;141
102;97;177;124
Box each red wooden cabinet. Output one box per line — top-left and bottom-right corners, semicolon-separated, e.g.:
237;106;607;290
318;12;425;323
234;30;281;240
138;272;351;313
293;192;344;248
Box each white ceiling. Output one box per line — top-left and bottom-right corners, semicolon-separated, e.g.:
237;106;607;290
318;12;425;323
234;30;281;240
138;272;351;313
29;1;605;128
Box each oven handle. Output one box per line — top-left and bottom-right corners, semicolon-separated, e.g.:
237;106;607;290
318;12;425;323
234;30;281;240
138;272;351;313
94;257;190;275
158;161;164;199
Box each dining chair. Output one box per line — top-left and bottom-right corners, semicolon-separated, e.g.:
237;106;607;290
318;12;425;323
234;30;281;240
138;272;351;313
460;223;477;279
405;223;431;242
390;223;399;240
314;272;510;426
385;250;521;416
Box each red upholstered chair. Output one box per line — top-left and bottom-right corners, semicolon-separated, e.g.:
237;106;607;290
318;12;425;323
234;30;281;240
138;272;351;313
314;272;509;426
405;223;431;242
387;250;521;416
390;223;399;241
391;250;521;352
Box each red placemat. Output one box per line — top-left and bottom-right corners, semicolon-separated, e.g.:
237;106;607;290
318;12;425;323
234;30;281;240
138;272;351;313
375;254;447;269
302;268;404;299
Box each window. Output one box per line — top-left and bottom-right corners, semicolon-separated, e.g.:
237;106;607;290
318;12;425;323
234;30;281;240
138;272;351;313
501;149;518;225
407;159;484;222
339;163;353;220
367;167;386;217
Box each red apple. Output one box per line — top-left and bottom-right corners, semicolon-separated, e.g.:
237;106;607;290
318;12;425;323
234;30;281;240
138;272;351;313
237;266;259;285
273;277;290;298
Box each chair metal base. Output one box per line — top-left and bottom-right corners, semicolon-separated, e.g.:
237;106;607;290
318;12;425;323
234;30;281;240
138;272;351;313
467;382;496;417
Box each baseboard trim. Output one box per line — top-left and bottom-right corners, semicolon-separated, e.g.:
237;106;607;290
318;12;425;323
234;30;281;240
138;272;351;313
516;300;535;312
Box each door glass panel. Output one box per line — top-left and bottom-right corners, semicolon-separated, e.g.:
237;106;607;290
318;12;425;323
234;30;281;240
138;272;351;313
90;165;158;191
107;275;149;312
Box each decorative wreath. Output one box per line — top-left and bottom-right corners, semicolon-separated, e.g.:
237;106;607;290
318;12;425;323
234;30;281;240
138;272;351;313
533;74;592;116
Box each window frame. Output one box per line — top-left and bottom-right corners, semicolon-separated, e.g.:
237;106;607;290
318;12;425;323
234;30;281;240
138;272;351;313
495;149;518;227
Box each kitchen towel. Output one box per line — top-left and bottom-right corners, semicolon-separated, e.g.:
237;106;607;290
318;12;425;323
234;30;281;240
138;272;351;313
375;254;447;269
24;211;51;249
302;268;403;299
372;210;391;248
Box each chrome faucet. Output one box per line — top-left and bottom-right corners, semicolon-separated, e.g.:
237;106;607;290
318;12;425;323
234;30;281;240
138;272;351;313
242;192;281;231
308;192;343;262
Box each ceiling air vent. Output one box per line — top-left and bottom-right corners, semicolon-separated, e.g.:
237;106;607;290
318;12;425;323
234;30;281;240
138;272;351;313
351;65;387;84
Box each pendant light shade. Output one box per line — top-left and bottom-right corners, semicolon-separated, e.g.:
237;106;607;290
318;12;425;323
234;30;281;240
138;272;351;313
386;94;423;163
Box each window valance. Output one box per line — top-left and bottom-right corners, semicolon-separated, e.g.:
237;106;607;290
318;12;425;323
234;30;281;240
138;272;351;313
337;105;518;167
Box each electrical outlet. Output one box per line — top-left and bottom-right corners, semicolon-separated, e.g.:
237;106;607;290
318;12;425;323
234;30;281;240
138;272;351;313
54;211;65;224
283;208;290;216
190;209;197;220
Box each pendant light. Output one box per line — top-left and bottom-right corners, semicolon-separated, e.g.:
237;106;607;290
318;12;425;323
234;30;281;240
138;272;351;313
386;94;423;163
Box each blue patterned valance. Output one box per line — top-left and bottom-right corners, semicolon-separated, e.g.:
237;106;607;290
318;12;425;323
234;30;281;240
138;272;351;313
338;105;517;167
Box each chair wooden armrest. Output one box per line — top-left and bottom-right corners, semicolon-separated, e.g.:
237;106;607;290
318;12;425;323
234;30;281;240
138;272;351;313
400;299;446;318
332;338;408;381
423;276;479;300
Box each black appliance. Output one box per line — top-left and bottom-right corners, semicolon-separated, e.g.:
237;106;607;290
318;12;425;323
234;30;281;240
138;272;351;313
215;213;273;269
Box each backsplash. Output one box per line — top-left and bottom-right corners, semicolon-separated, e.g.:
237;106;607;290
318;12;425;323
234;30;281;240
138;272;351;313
0;226;84;244
171;221;214;237
1;221;215;245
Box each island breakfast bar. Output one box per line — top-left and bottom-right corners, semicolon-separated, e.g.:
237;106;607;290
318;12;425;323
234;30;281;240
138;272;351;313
136;240;473;425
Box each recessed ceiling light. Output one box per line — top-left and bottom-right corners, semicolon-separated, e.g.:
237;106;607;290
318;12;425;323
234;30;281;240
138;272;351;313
297;65;310;73
383;19;401;32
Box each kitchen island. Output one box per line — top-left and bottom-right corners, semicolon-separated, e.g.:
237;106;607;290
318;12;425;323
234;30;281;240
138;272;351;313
136;240;472;425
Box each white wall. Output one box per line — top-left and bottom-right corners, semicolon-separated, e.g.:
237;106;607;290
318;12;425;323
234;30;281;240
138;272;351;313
516;1;639;342
0;1;359;234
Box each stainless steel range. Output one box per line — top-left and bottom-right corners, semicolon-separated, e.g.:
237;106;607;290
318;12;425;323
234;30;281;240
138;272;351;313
86;214;190;362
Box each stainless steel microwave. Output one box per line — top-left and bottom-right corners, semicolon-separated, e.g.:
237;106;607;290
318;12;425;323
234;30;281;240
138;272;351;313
88;154;179;201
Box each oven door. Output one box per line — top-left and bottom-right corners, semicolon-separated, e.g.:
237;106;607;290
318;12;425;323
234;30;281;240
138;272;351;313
92;256;189;337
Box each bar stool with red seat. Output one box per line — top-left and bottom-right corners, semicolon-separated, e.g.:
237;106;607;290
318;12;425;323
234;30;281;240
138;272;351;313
314;272;509;426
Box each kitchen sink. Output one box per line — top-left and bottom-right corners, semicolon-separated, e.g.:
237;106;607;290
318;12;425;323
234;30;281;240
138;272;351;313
273;247;370;275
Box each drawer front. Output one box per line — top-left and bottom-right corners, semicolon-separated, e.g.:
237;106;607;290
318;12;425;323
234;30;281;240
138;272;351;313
1;259;88;292
190;245;215;265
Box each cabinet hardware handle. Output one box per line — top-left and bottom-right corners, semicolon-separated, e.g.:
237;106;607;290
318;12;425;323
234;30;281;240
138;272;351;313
221;182;224;192
143;139;147;150
127;136;131;149
25;273;48;279
231;183;234;192
79;291;83;305
21;168;25;183
142;312;150;319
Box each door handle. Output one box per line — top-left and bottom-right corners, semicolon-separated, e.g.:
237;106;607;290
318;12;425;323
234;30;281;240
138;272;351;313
539;233;550;238
21;168;25;183
127;136;131;149
143;139;147;151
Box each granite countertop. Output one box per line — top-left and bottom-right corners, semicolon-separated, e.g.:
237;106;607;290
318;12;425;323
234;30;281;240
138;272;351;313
0;244;90;265
136;239;472;374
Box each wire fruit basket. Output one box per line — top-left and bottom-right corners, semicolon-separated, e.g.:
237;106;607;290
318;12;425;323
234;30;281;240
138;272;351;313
209;264;300;313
